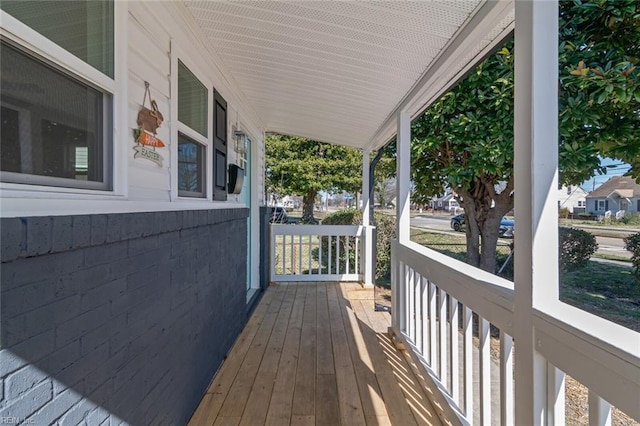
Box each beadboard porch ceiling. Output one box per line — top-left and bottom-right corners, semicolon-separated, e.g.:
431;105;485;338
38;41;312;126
182;1;514;150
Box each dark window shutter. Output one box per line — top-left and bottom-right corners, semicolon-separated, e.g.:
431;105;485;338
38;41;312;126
213;91;227;201
605;200;609;211
637;199;639;211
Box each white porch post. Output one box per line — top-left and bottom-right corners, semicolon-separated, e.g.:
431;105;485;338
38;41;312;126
392;111;411;332
396;111;411;244
362;147;374;287
514;1;562;425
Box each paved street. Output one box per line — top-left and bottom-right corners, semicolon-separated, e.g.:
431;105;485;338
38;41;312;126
409;213;632;260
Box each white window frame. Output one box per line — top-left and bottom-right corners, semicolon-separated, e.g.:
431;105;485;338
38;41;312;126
170;43;214;201
0;3;128;199
177;131;207;198
597;199;606;211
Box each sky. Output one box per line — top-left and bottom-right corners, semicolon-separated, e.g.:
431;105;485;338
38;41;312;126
581;157;632;192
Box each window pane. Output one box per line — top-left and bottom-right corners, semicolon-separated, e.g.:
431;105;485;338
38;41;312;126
1;1;114;77
216;102;226;144
178;133;205;196
1;42;109;187
215;150;226;189
178;61;208;137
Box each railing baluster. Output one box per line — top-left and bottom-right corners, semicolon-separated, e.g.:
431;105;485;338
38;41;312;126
328;236;332;275
318;235;323;275
355;235;359;274
463;306;473;421
450;296;459;403
546;361;565;425
282;234;287;274
408;267;415;342
337;235;341;274
346;236;350;275
479;316;491;426
500;331;514;426
415;273;423;353
290;234;295;274
420;276;428;355
308;234;312;275
298;235;302;274
403;263;410;333
588;390;612;426
439;288;447;382
429;280;437;368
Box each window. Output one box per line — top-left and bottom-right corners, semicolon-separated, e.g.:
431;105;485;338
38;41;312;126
177;61;208;198
178;133;205;197
213;91;227;201
178;61;208;138
577;200;585;207
1;41;111;189
1;1;114;77
597;200;607;211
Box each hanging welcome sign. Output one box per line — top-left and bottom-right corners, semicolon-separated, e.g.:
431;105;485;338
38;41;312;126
133;81;165;167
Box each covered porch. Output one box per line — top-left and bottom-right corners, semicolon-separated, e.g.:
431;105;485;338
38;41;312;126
1;0;637;424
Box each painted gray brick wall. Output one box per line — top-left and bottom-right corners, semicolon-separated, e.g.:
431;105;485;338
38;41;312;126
1;208;249;425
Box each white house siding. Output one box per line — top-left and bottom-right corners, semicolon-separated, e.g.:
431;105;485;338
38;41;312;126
126;6;172;201
556;185;587;213
126;2;265;204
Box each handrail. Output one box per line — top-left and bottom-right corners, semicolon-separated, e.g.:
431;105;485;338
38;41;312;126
271;224;363;236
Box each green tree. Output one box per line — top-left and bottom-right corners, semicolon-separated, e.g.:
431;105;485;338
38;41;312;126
411;44;515;272
265;135;362;223
411;1;639;272
559;0;640;183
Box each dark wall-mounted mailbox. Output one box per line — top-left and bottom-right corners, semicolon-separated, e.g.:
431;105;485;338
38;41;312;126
228;164;244;194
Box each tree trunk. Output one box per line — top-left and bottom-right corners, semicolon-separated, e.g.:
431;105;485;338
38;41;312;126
459;177;514;273
479;212;503;272
302;189;317;223
462;194;481;267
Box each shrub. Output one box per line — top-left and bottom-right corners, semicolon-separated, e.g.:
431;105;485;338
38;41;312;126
624;232;640;281
577;212;596;221
559;227;598;272
321;209;396;281
620;212;640;226
558;207;570;219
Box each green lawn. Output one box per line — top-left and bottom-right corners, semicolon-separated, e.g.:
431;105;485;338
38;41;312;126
560;262;640;331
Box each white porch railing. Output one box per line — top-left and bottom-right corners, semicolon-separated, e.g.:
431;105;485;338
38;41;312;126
270;224;364;282
393;239;640;425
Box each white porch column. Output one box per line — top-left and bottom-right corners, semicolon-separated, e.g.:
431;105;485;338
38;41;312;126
514;1;562;425
362;147;374;287
396;111;411;244
391;111;411;332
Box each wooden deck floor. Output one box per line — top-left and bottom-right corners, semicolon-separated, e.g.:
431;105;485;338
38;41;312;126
188;283;444;426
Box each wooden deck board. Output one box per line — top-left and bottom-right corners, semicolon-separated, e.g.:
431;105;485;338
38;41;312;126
327;284;367;426
239;285;297;425
189;283;444;426
266;285;304;426
218;285;287;417
292;285;317;417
